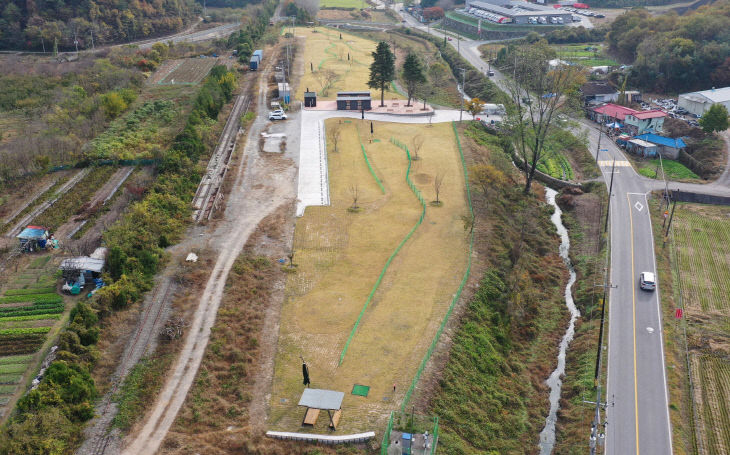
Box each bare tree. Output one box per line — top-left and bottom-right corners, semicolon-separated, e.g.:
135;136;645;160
349;184;359;210
329;124;342;153
411;134;423;161
433;173;444;205
287;250;295;268
314;69;339;97
503;43;584;194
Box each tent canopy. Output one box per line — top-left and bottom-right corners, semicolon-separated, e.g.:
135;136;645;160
298;388;344;411
17;226;47;240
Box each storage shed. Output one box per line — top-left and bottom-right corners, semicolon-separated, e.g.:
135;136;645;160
304;91;317;107
633;133;686;159
336;92;371;111
626;138;658;157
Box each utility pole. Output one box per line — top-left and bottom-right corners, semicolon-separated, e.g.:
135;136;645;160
604;159;615;234
665;196;677;236
90;27;95;50
457;30;460;56
459;68;466;122
73;28;79;54
203;0;207;19
595;121;604;164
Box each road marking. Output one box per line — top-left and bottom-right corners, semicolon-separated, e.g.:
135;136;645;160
598;160;630;167
628;193;641;455
646;327;654;333
634;201;644;212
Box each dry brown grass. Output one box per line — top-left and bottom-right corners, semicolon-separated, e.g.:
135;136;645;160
295;27;401;101
268;119;468;434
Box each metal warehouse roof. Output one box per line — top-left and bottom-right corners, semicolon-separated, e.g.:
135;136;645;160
681;86;730;104
634;134;686;149
631;110;667;120
592;103;638;121
628;139;656;148
470;0;564;16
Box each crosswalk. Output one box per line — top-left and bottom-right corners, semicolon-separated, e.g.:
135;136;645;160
598;160;631;167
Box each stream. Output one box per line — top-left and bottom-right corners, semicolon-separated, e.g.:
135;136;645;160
538;187;581;454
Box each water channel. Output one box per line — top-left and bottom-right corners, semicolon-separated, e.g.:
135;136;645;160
538;187;581;454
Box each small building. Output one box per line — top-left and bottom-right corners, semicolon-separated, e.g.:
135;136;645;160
624;110;666;135
277;82;291;104
60;247;107;295
678;86;730;117
590;103;638;124
16;226;49;252
633;133;686;159
304;91;317;108
626;138;658;157
624;90;642;103
336;91;371;111
581;81;619;105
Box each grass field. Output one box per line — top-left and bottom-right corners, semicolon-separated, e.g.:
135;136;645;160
320;0;364;8
553;44;618;67
158;58;217;85
295;27;401;101
669;202;730;454
637;159;699;181
269;120;468;434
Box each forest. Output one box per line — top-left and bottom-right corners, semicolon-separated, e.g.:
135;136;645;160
607;3;730;93
0;0;197;51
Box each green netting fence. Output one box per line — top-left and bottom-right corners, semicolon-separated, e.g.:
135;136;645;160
361;144;386;194
381;411;395;455
338;139;427;365
398;121;475;413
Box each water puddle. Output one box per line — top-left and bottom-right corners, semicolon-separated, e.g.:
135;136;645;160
539;187;581;454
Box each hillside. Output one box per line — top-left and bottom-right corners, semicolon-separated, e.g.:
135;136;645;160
607;1;730;92
0;0;198;51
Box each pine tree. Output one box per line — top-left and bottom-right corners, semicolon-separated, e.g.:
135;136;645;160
699;103;729;134
402;52;426;107
368;41;395;107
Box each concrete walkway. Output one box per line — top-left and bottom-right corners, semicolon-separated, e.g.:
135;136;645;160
296;108;464;216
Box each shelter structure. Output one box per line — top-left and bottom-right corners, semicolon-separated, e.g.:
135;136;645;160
336;92;371;111
626;138;658;157
298;388;344;430
304;91;317;107
633;133;686;159
59;247;107;294
581;81;619;105
16;226;49;252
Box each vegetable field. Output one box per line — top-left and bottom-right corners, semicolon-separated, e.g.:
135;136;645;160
0;254;66;420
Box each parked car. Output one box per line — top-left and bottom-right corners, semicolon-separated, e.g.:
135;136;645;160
488;70;495;76
639;272;656;291
595;13;605;18
269;111;287;120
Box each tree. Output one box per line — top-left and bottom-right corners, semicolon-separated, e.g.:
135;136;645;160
349;184;359;210
329;124;342;152
699;103;729;134
433;173;444;205
401;52;426;107
470;163;507;197
503;44;584;194
411;134;423;161
466;97;484;119
422;7;444;20
368;41;395;107
314;69;339;96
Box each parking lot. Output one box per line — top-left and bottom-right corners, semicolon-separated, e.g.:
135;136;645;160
646;98;701;127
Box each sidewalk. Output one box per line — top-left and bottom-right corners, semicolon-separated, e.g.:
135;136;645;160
304;98;434;115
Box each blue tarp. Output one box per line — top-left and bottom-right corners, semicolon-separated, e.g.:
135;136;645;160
633;133;686;149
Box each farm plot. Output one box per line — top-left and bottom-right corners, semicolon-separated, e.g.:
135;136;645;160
269;120;468;434
553;44;618;67
0;253;67;421
295;27;401;101
692;354;730;455
671;204;730;313
158;58;217;85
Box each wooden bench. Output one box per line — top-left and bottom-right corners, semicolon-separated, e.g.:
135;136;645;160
329;409;342;430
302;408;320;426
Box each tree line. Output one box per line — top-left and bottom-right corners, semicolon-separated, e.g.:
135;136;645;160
0;0;197;51
607;4;730;93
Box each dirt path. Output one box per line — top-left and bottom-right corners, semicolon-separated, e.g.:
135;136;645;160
120;56;300;455
54;166;134;239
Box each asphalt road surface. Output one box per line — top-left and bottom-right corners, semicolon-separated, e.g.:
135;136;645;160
396;13;678;452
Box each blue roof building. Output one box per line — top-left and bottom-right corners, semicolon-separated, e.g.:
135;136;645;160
633;133;687;159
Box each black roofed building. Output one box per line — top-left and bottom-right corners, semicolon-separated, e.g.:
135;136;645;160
336;92;371;111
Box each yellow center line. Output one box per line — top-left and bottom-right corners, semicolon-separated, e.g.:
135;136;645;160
627;193;640;454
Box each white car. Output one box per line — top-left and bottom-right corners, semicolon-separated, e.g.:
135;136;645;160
269;110;287;120
639;272;656;291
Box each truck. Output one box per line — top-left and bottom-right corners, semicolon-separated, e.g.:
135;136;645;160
249;49;263;70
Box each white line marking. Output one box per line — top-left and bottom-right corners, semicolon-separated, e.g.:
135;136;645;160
634;201;644;212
